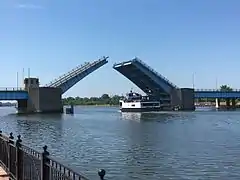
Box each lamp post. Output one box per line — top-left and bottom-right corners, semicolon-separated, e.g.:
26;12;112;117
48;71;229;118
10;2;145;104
192;73;195;89
215;78;218;90
16;72;19;90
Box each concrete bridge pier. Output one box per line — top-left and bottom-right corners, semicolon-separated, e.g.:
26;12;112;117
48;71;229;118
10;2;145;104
17;99;28;113
226;98;230;107
232;98;236;109
226;98;231;109
16;78;63;114
171;88;195;111
215;98;220;109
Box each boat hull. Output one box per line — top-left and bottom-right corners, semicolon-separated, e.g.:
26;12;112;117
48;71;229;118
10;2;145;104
120;107;162;112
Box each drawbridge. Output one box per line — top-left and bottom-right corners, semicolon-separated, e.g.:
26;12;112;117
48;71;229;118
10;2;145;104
46;56;108;94
113;57;178;98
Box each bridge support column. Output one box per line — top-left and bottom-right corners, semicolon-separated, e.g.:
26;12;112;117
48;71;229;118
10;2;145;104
17;100;28;113
172;88;195;111
226;98;230;108
232;98;236;109
215;98;220;109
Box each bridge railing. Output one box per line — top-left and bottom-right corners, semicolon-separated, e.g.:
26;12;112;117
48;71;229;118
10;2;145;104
46;63;90;87
46;56;108;87
59;59;102;83
48;61;96;87
0;131;105;180
195;89;240;92
133;58;179;89
57;57;108;90
0;87;25;91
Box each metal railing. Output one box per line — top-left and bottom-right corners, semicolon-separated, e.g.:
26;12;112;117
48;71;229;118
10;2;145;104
133;57;179;89
195;89;240;92
49;59;102;88
0;87;26;91
46;57;108;88
0;131;106;180
46;63;90;87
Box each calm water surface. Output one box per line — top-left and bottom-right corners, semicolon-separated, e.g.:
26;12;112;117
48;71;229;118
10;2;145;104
1;106;240;180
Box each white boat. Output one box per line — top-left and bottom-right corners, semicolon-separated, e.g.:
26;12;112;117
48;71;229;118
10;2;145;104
119;91;162;112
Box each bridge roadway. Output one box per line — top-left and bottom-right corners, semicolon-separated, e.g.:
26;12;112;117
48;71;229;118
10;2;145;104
113;57;178;97
0;56;239;101
0;57;109;113
195;89;240;98
46;56;109;94
0;88;28;100
113;57;240;108
0;57;109;101
1;88;239;101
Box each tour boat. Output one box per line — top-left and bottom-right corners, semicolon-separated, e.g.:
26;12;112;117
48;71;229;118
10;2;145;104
119;91;162;112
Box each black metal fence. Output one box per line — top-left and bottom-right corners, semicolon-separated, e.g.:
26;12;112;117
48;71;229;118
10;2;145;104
0;131;106;180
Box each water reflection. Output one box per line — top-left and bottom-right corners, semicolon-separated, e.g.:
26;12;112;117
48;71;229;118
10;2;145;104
120;112;183;122
121;112;142;121
119;111;197;179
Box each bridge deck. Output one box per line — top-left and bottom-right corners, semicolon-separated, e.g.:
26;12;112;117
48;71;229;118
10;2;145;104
46;56;108;94
0;88;28;100
113;57;178;96
195;89;240;98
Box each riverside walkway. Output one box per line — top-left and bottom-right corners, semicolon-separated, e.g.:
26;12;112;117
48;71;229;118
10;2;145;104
0;131;106;180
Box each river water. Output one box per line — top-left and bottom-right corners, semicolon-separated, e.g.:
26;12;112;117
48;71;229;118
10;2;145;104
0;106;240;180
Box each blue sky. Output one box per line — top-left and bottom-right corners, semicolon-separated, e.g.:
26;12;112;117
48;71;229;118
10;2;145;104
0;0;240;97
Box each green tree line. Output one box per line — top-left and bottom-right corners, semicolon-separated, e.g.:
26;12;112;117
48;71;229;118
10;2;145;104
63;85;234;105
62;94;123;105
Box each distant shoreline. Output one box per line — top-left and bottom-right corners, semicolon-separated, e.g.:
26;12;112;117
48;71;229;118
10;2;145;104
64;104;118;107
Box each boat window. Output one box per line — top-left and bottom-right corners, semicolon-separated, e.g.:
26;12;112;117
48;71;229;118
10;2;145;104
24;79;28;84
120;102;122;106
131;104;135;107
142;103;160;106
